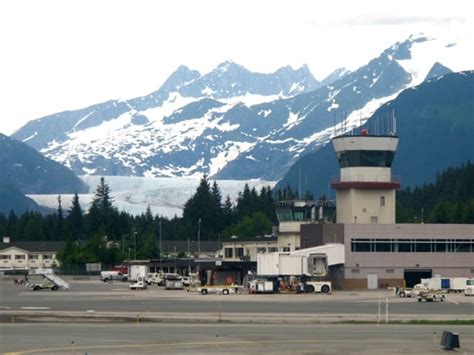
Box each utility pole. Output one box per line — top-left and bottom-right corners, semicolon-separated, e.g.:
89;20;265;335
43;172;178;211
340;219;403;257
133;226;137;261
197;218;201;254
159;218;162;257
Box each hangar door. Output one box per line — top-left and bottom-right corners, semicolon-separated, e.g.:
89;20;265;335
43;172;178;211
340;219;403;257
404;269;432;288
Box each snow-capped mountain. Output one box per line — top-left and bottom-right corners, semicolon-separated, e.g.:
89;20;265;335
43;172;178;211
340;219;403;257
320;67;352;87
12;34;473;181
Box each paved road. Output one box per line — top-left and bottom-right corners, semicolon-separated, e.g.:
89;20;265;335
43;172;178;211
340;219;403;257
1;280;473;318
1;323;473;354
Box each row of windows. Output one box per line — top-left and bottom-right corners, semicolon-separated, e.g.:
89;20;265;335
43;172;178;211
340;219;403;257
0;254;54;260
336;150;395;168
351;239;474;253
223;246;291;258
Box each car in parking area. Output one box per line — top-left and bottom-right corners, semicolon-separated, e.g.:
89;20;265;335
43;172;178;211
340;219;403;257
165;274;184;290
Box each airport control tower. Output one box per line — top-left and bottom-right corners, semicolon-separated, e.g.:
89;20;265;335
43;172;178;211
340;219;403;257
331;128;399;224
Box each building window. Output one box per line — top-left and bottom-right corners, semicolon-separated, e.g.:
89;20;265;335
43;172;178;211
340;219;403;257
257;247;267;253
386;269;394;273
374;239;391;252
269;247;278;252
380;196;385;206
0;255;11;260
454;240;471;253
15;255;26;260
29;254;39;260
282;247;290;252
434;239;447;252
351;238;473;253
370;216;378;223
224;248;233;258
351;239;371;252
43;254;53;260
236;248;244;258
351;269;360;274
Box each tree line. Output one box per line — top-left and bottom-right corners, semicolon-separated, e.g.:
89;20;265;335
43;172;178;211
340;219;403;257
0;176;276;269
396;162;474;223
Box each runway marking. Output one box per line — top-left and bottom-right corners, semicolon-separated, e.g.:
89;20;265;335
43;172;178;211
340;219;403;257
445;298;459;305
20;307;50;310
0;306;11;309
4;339;321;354
112;288;127;291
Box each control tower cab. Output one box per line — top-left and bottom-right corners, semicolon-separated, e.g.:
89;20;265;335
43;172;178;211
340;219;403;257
331;128;399;224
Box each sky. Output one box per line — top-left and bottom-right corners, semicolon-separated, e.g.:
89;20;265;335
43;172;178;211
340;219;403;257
0;0;472;135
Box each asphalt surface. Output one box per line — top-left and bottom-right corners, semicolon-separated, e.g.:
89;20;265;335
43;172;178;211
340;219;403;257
1;323;473;354
1;279;473;318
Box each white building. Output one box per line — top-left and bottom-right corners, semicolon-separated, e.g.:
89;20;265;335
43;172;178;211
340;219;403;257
0;238;63;270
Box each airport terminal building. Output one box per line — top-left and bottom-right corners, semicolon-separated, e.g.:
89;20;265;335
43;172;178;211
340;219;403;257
290;129;474;289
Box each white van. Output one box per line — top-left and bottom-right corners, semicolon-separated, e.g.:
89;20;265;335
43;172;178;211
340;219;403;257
100;271;127;282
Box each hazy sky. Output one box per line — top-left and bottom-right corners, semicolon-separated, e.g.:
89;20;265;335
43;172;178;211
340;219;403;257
0;0;472;135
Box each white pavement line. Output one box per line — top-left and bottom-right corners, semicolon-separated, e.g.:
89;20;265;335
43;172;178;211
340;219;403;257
20;307;51;310
0;306;11;309
112;289;127;291
445;298;459;305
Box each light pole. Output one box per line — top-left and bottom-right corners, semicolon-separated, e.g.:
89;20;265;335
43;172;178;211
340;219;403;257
133;226;137;260
197;218;201;254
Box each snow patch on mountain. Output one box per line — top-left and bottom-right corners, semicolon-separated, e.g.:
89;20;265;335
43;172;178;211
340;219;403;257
397;34;472;88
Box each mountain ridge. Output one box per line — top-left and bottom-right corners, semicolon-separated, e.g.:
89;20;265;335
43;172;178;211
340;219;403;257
12;34;473;181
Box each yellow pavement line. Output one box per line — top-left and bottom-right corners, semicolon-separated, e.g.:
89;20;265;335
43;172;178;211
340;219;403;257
4;339;320;355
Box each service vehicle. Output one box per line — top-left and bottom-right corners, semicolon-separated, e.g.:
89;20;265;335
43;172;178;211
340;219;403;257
464;279;474;296
417;290;446;302
29;273;70;291
198;284;242;295
147;272;164;286
100;271;128;282
129;265;149;283
165;274;184;290
130;276;148;290
395;284;426;298
448;277;469;293
249;279;274;294
303;281;332;294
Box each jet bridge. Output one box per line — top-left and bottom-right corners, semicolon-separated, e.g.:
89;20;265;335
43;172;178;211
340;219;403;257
257;243;345;277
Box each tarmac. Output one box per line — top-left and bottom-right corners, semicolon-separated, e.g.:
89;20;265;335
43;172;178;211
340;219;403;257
1;277;473;354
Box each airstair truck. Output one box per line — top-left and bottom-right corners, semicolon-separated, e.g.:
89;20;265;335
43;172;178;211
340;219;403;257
29;271;70;291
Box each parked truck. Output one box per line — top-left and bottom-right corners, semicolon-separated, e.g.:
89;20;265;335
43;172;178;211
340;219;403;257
129;265;149;283
444;278;468;293
420;277;469;293
129;265;149;290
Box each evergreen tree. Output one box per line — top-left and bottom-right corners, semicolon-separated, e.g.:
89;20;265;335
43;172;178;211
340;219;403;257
67;192;84;239
87;177;117;239
57;195;64;237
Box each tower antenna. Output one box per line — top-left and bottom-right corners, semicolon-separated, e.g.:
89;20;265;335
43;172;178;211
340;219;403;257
393;109;397;135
